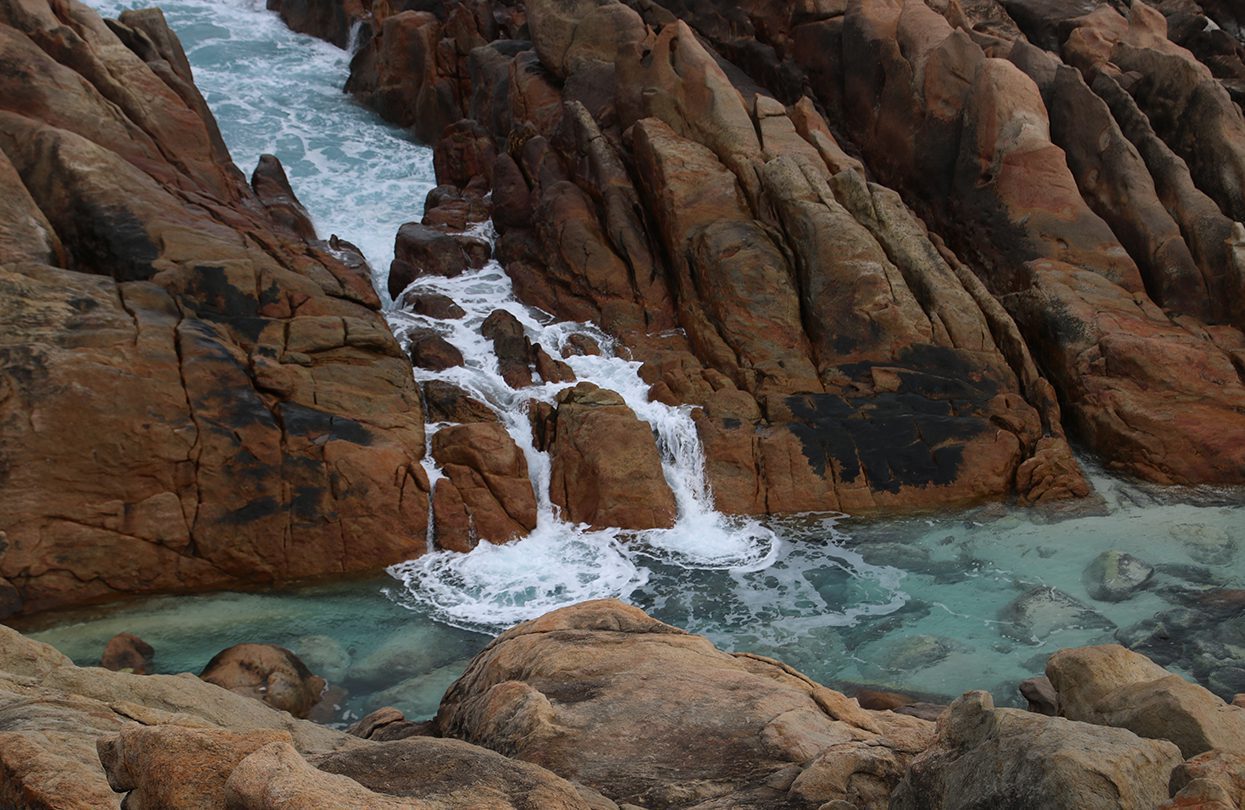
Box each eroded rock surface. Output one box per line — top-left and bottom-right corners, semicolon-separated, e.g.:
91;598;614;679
0;0;430;616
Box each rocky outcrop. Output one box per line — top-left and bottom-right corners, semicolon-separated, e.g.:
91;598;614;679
1046;644;1245;757
437;599;935;808
431;422;539;550
100;633;155;675
0;0;430;616
324;0;1245;507
890;691;1183;809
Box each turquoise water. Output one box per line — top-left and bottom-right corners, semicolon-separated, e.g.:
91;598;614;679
39;0;1244;723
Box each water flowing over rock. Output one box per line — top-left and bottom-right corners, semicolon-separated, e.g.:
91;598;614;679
0;0;430;616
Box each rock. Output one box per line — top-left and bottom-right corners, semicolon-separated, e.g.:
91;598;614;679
422;380;499;424
1047;644;1245;757
1161;750;1245;810
1000;586;1114;642
226;741;419;809
98;724;294;808
0;0;429;616
100;633;154;675
434;119;497;188
388;222;470;298
890;691;1183;809
437;599;934;808
561;333;601;357
347;707;433;742
1084;550;1155;602
266;0;369;49
1173;524;1239;566
251;153;316;241
1020;675;1059;716
200;644;327;719
548;383;677;531
400;291;467;320
408;328;465;371
431;422;538;543
481;309;534;388
533;344;576;383
290;635;351;684
0;623;350;809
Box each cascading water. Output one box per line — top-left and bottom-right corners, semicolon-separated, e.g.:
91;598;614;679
50;0;1243;721
384;221;782;630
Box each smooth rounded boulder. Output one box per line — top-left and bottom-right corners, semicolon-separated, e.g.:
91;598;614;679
200;644;327;719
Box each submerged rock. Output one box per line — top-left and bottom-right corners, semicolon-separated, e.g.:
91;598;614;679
200;644;326;719
890;691;1182;809
1083;550;1155;602
1000;586;1115;642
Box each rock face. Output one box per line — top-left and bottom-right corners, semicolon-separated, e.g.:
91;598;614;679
323;0;1245;520
890;691;1183;809
437;599;935;808
200;643;327;719
548;384;677;530
0;0;430;616
1046;644;1245;757
431;422;539;549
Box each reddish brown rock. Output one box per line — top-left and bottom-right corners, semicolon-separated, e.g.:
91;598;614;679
407;328;465;371
388;222;471;298
1161;750;1245;809
399;290;467;319
548;383;676;530
422;380;499;424
100;633;154;675
200;644;327;719
431;422;538;544
481;308;534;388
0;0;429;616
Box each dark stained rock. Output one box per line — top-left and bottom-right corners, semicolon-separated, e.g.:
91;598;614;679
388;222;470;298
431;422;538;544
481;308;534;388
200;643;326;719
408;328;465;371
422;380;499;424
400;290;467;319
0;0;429;616
100;633;154;675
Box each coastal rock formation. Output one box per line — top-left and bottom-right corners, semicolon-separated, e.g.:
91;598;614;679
437;599;936;808
318;0;1245;525
890;691;1183;809
0;0;430;615
1046;644;1245;757
199;643;328;719
431;421;539;549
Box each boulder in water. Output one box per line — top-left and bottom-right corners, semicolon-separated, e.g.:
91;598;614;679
1083;550;1154;602
199;644;326;719
1000;586;1114;641
481;309;535;388
400;290;467;320
407;328;465;371
422;380;498;424
431;422;538;544
100;633;154;675
548;383;677;531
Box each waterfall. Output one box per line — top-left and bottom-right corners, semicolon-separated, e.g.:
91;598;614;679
385;223;780;630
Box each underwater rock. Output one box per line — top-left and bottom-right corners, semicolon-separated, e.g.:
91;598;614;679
100;633;154;675
1083;550;1155;602
200;644;327;719
1000;586;1115;642
890;691;1182;810
291;635;351;685
1172;525;1240;566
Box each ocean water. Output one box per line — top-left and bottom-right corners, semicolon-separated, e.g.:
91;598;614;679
36;0;1244;723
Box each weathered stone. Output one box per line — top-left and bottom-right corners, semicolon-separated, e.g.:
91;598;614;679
100;633;154;675
1020;675;1059;716
200;644;326;719
1084;550;1155;603
890;691;1182;809
408;328;465;371
548;383;677;530
1001;586;1114;642
431;422;538;543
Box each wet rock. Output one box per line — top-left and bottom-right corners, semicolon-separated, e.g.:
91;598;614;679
98;724;293;808
1000;586;1115;642
890;691;1182;809
1172;524;1239;566
561;333;601;358
533;344;576;383
266;0;368;49
422;380;498;424
200;644;327;719
408;328;465;371
1084;550;1155;603
1020;675;1059;716
876;634;964;671
548;383;677;531
100;633;154;675
251;153;316;241
437;599;934;808
388;222;470;298
431;422;538;543
434;119;497;189
399;290;466;320
481;309;534;388
1047;644;1245;757
291;635;351;684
